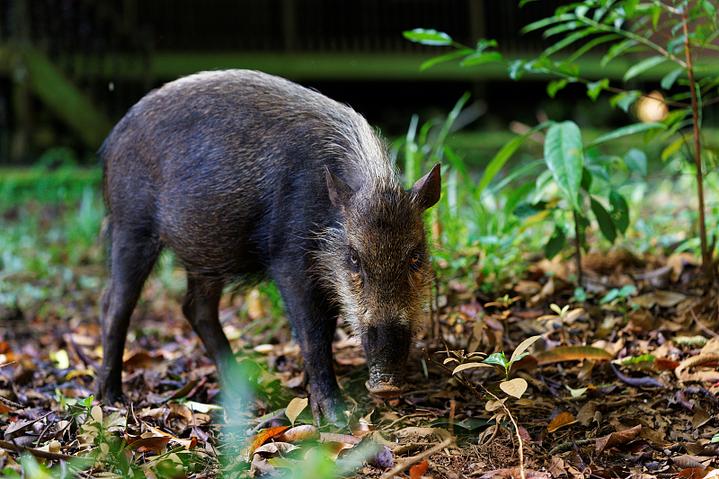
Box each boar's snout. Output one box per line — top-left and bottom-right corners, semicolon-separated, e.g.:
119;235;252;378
366;369;404;398
362;321;411;399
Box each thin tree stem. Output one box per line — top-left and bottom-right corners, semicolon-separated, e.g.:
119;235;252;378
573;210;583;286
682;7;713;283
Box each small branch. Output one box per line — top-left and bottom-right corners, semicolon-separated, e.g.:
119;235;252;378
573;210;583;287
0;439;76;462
682;6;714;284
379;437;453;479
529;65;689;108
0;395;22;409
548;438;595;455
576;15;687;68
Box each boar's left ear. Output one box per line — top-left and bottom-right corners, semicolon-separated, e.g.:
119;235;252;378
411;163;441;210
325;167;354;211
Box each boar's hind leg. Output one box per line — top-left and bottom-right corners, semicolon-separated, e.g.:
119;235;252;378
98;225;161;403
181;276;237;393
272;270;345;425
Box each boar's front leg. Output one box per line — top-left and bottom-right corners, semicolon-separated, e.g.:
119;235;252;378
272;266;345;425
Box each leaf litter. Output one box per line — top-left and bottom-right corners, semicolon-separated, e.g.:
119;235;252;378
1;204;719;477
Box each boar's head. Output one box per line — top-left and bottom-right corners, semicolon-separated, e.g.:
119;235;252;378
318;164;441;397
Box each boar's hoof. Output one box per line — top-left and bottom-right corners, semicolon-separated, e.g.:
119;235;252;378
365;372;404;399
309;391;346;427
96;382;125;405
365;380;403;399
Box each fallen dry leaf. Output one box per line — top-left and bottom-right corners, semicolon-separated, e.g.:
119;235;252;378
285;397;308;426
547;411;576;433
480;468;551;478
535;346;613;365
595;424;641;453
410;459;429;479
277;425;319;443
246;426;290;458
632;290;687;308
499;378;528;399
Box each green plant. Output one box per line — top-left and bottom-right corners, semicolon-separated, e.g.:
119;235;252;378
396;95;541;290
405;0;719;284
449;335;541;397
446;335;542;479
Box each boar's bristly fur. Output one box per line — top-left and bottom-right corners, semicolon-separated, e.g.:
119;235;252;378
98;70;441;423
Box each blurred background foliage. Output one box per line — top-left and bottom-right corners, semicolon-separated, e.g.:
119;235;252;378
1;0;718;303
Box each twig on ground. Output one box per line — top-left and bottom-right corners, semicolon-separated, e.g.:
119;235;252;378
0;395;22;409
0;439;76;462
379;436;453;479
548;438;595;455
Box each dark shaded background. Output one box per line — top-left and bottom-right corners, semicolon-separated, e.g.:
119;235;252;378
0;0;675;164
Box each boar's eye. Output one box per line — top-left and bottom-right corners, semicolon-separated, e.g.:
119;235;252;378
348;247;360;272
408;250;423;271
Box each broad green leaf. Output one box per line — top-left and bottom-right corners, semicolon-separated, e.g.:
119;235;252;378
505;183;537;215
661;136;685;161
574;287;587;302
544;121;584;210
662;108;691;130
285;397;308;426
508;59;527;80
514;201;548;218
403;28;453;46
703;0;717;25
601;39;638;67
661;67;684;90
610;90;641;112
521;14;577;34
477;122;550;194
500;378;528;399
651;5;661;29
535;346;613;365
543;27;595;57
452;362;493;374
547;79;568;98
510;335;542;364
623;56;667;81
461;51;503;67
590;197;617;243
475;38;498;50
482;351;509;369
544;224;566;259
624;148;647;175
609;190;630;233
20;455;54;479
586;79;609;101
420;49;473;71
543;21;581;38
589;122;665;146
624;0;639;16
568;34;620;62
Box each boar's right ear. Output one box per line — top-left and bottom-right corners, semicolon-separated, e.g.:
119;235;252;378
325;167;354;211
411;163;441;211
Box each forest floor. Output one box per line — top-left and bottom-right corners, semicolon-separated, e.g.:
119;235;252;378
1;204;719;478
